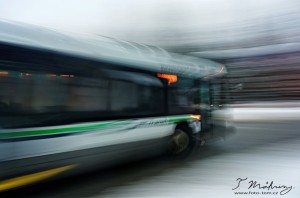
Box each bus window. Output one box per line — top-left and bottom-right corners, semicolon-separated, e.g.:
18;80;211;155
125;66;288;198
109;75;164;116
110;80;139;112
138;85;163;114
67;77;109;112
0;60;166;129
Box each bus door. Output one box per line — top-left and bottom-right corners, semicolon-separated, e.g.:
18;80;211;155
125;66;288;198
198;80;225;141
198;81;212;136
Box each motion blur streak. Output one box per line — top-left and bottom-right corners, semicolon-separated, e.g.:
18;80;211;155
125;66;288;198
0;165;76;192
1;0;300;197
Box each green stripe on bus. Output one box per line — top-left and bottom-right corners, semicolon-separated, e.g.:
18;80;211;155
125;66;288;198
0;121;130;138
0;115;193;139
167;117;192;123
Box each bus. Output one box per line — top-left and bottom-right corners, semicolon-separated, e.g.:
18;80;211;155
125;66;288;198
0;20;227;191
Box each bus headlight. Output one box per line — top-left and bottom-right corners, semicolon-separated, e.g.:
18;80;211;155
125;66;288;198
190;114;201;121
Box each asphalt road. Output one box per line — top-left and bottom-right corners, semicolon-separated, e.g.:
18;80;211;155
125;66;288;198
4;121;300;198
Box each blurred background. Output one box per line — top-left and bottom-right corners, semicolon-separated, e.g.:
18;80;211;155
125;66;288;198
2;0;300;105
1;0;300;197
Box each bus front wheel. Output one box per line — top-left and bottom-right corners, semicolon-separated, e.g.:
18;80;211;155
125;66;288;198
169;126;195;158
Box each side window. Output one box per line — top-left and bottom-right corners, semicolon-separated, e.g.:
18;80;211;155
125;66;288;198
139;85;163;114
0;62;164;128
109;73;164;116
0;71;13;113
8;71;34;113
0;67;111;128
110;80;139;112
2;72;70;113
30;74;68;113
67;77;109;112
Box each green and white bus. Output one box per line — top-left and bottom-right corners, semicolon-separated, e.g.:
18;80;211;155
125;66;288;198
0;20;226;191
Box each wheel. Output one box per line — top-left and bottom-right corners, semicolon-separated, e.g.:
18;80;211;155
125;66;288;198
169;126;195;158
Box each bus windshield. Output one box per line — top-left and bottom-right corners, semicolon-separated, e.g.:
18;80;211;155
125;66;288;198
167;77;200;115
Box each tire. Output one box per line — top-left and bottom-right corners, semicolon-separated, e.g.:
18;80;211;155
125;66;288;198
168;125;196;158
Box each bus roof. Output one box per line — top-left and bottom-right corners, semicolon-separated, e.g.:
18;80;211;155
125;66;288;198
0;20;226;79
